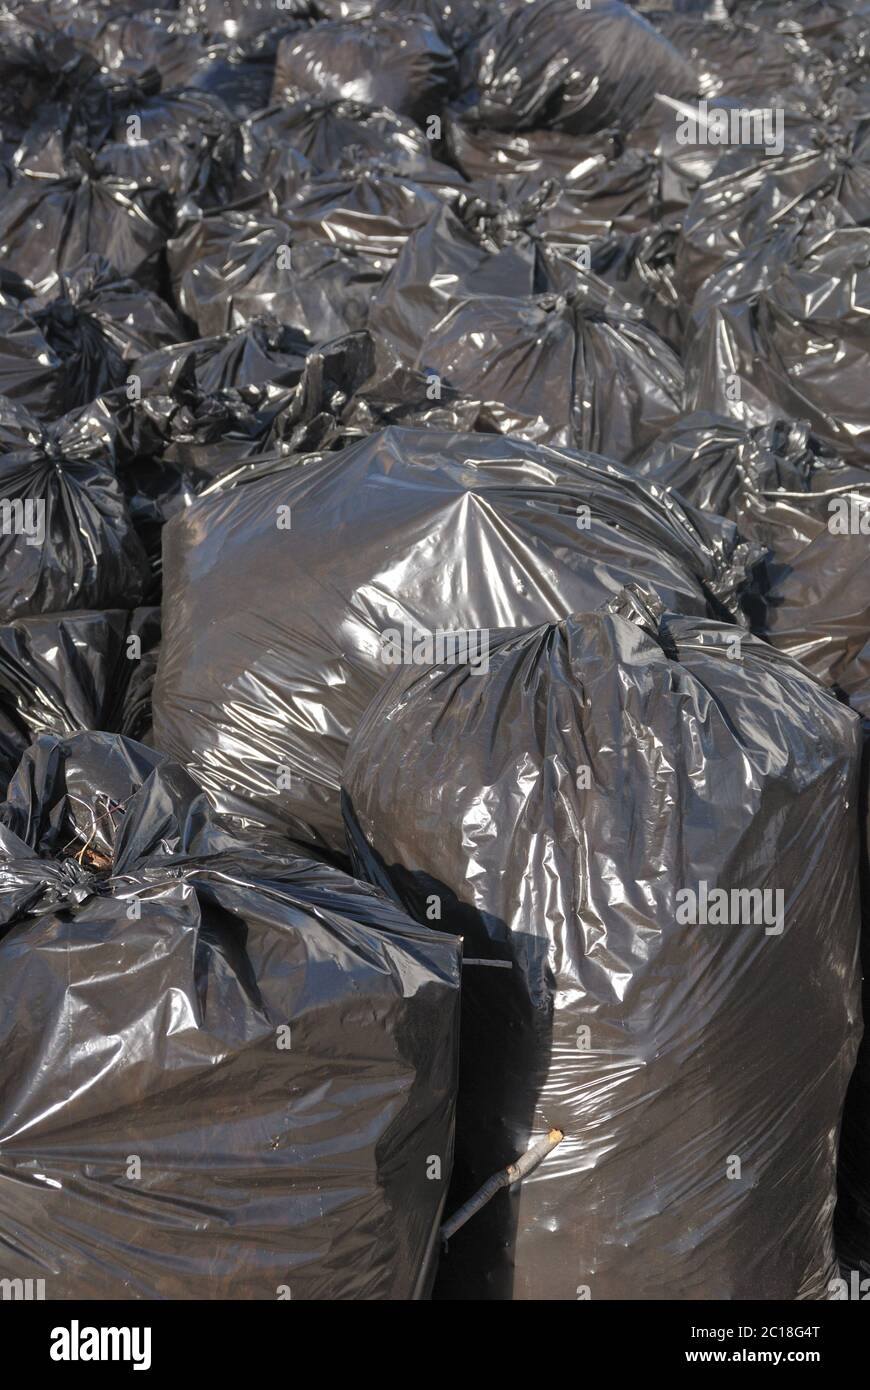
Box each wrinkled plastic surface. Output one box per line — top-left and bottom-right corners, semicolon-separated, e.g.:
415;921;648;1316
0;256;183;422
380;274;684;464
0;152;174;293
131;322;309;487
685;213;870;466
676;133;870;314
0;399;150;621
343;587;863;1300
14;78;243;210
369;203;539;361
2;0;869;1302
637;413;870;715
80;11;212;92
182;0;314;42
655;9;826;111
168;205;388;341
238;99;452;187
837;722;870;1277
285;163;454;257
272;16;458;124
473;0;696;135
368;201;686;429
153;426;756;855
0;731;460;1299
0;608;159;794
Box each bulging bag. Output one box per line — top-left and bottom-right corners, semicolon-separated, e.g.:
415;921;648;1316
0;400;150;622
636;413;870;715
0;607;159;794
153;427;756;853
0;731;460;1299
343;587;863;1300
473;0;696;135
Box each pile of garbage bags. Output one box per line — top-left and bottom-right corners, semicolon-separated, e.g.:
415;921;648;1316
153;426;754;853
1;0;869;1300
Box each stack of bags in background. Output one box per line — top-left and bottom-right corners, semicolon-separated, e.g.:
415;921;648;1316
0;0;868;1300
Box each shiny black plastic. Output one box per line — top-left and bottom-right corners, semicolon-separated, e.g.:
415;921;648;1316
473;0;696;135
0;399;150;621
637;413;870;715
0;607;159;793
153;426;757;854
343;587;863;1299
0;731;460;1299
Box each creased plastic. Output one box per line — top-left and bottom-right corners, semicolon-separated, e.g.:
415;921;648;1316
153;426;757;855
343;587;863;1300
0;730;460;1299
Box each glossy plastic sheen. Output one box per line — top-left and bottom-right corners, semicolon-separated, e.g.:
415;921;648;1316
637;414;870;716
343;588;863;1300
153;427;756;854
0;607;159;794
0;732;460;1299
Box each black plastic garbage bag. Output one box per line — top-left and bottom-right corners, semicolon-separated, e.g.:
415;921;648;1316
233;109;318;207
0;731;460;1299
237;99;452;187
310;0;389;15
473;0;696;136
652;9;827;111
639;89;828;226
168;206;386;341
132;321;309;480
283;162;457;258
180;0;316;41
72;389;195;594
740;0;870;72
685;211;870;466
637;413;870;715
98;325;313;578
0;10;101;153
0;399;150;621
0;150;174;293
446;120;617;192
80;17;281;124
393;277;683;464
432;142;682;339
247;149;462;228
78;9;211;91
369;203;540;362
839;1089;870;1275
283;328;484;449
449;129;665;241
203;327;477;455
367;199;684;460
136;377;295;489
152;427;757;854
184;41;284;120
675;129;870;310
0;607;159;794
391;0;491;51
837;720;870;1279
0;256;183;422
135;320;312;399
342;585;863;1300
311;0;488;49
97;86;241;209
0;0;173;45
9;67;241;208
589;224;684;350
272;16;458;125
